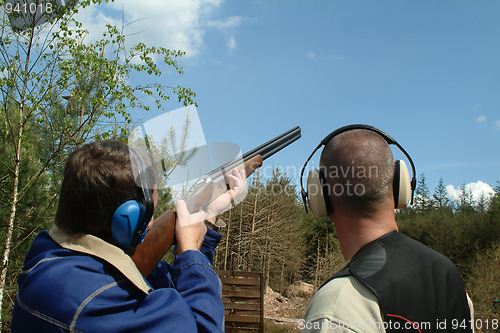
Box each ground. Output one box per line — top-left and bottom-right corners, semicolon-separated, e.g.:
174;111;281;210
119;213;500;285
264;287;309;326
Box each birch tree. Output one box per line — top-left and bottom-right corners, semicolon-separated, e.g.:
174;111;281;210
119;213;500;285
0;0;195;327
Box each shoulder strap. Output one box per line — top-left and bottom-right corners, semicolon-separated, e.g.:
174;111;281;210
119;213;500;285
317;232;393;291
318;266;351;290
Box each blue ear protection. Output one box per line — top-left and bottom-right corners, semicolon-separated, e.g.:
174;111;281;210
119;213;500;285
111;200;146;249
111;147;154;250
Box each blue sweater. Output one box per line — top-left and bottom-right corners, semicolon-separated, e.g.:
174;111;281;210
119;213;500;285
12;226;224;332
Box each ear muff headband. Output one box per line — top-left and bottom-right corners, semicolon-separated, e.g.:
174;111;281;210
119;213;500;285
300;124;416;215
111;147;155;249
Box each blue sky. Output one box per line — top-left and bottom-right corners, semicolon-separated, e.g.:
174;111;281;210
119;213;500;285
82;0;500;201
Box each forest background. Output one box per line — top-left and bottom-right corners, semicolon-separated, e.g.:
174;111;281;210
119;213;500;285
0;1;499;331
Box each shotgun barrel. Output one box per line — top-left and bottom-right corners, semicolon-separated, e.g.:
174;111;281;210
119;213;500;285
183;126;301;214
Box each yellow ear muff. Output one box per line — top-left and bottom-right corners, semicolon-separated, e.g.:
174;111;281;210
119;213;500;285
394;160;412;209
307;169;330;218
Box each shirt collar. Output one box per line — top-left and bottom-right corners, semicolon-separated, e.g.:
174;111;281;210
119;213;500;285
49;225;152;294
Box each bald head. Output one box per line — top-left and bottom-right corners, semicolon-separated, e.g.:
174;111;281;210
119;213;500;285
319;129;395;218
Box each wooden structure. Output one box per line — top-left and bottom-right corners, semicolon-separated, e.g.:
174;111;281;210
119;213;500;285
216;270;265;332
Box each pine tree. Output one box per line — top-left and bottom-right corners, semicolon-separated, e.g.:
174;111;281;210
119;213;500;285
415;173;433;212
457;184;474;213
433;177;450;209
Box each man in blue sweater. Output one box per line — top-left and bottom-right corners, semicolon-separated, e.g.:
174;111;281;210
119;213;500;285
12;140;244;332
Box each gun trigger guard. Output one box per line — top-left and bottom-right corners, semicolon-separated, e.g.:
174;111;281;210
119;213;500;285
185;176;212;199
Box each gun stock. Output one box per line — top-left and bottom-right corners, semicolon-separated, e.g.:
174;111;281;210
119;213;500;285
131;210;175;276
131;127;300;277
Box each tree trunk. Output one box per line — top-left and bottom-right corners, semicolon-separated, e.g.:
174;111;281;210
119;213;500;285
279;256;285;293
237;199;244;270
0;27;35;327
223;209;232;270
313;237;321;289
0;126;22;327
248;176;260;268
263;215;271;291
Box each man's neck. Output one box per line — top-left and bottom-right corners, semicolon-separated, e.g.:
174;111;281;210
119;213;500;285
332;210;398;261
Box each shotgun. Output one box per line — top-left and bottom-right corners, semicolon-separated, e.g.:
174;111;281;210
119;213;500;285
131;126;302;277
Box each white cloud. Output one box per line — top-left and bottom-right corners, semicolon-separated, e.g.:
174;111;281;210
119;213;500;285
227;35;237;51
74;0;224;57
471;103;481;113
445;181;495;204
476;115;487;123
306;51;315;59
495;120;500;131
329;54;345;61
206;16;253;53
206;16;247;29
306;52;345;61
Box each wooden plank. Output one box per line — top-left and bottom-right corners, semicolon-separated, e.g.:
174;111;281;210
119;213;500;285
222;290;261;297
222;295;260;300
226;327;261;333
224;305;260;310
222;289;261;298
217;270;261;278
225;315;261;323
225;323;260;327
222;298;260;305
222;285;260;293
224;309;261;314
222;283;260;292
222;287;260;294
223;303;260;311
220;276;261;286
217;270;260;276
225;324;260;332
225;311;261;317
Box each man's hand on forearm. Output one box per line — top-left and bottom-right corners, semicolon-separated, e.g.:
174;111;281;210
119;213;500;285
174;200;207;255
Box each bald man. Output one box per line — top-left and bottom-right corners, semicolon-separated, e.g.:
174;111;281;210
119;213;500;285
302;129;473;333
